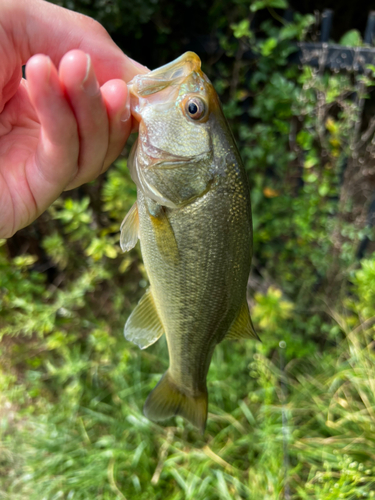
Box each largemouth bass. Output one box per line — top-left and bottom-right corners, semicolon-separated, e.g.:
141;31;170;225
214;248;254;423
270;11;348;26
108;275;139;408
120;52;257;433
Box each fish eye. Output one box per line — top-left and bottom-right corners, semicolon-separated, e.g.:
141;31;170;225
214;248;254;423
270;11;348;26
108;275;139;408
185;97;206;120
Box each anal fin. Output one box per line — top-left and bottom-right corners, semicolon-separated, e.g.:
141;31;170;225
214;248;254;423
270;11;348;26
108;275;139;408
120;202;139;252
124;288;164;349
225;299;260;341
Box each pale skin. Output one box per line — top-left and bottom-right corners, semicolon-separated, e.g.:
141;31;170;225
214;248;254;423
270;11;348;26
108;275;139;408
0;0;148;238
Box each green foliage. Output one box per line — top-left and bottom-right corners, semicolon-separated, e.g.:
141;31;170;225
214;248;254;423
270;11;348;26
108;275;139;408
250;0;288;13
339;29;363;47
351;258;375;315
2;1;375;499
215;8;375;312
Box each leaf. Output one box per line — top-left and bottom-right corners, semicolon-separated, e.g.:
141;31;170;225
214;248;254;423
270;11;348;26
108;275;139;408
339;30;362;47
250;0;287;11
261;37;277;57
297;130;313;150
306;173;318;183
304;157;318;169
325;117;337;134
119;256;132;273
269;0;288;7
250;0;268;12
13;255;38;268
231;19;251;39
104;245;118;259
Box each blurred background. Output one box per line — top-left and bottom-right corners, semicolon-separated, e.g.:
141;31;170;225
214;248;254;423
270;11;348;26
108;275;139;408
1;0;375;498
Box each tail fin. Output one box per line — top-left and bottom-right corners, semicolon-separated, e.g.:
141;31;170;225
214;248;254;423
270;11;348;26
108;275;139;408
143;371;208;434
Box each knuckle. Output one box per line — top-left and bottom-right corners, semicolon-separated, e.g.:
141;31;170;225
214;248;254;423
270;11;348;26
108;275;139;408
79;14;110;38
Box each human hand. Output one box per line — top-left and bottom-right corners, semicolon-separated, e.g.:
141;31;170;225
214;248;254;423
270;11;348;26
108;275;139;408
0;0;148;238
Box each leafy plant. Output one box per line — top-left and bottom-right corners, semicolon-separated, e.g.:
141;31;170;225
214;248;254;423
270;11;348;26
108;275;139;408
1;1;375;499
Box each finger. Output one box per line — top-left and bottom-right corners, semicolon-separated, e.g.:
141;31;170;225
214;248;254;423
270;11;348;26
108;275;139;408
25;54;79;208
100;79;132;171
59;50;110;189
6;0;149;84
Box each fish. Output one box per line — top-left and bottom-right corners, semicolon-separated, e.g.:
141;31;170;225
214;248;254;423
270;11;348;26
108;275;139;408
120;52;257;433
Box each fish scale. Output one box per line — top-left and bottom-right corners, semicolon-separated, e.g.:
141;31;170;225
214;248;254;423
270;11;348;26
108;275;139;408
120;52;257;433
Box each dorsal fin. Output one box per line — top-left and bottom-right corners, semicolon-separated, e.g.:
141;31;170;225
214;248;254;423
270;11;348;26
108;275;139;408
225;299;259;341
124;288;164;349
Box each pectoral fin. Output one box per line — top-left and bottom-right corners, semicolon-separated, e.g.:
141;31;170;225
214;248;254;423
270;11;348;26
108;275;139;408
226;299;260;341
148;204;179;266
124;288;164;349
120;202;139;252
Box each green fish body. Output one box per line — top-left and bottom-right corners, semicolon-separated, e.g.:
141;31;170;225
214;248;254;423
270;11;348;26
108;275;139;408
120;52;256;433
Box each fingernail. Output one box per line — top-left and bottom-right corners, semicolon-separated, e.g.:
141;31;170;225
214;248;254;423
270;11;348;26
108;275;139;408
128;56;149;74
82;54;100;96
120;88;131;122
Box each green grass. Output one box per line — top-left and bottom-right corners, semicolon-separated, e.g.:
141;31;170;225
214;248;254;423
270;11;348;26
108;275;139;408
1;159;375;499
1;311;375;499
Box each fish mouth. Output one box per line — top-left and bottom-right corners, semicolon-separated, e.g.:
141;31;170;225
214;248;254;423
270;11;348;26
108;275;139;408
128;51;220;124
128;52;202;99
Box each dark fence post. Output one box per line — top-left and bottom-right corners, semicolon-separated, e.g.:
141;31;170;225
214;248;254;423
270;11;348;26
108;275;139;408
320;9;333;42
364;11;375;45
